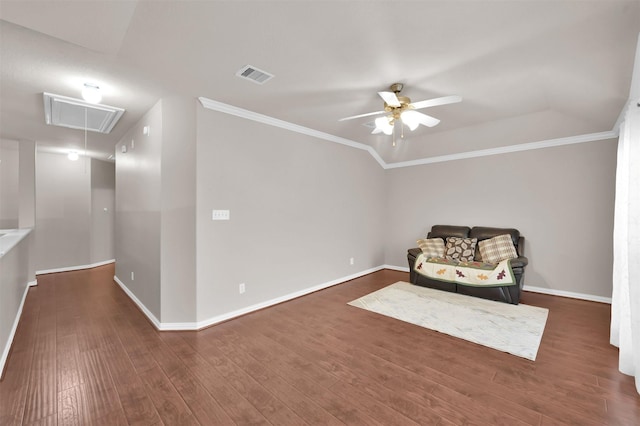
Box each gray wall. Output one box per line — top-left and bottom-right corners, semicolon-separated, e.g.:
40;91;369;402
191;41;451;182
0;139;19;229
35;152;91;271
114;98;617;328
35;152;115;272
19;141;36;230
195;105;386;322
384;140;617;298
18;141;36;285
160;96;197;324
114;97;198;324
115;101;162;320
0;230;31;374
90;159;115;264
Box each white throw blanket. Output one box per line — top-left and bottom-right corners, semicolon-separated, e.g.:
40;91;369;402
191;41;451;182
414;253;515;286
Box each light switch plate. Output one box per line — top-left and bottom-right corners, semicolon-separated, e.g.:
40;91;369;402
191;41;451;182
212;210;230;220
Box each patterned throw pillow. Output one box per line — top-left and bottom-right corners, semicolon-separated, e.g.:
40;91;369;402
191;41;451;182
445;237;478;262
417;238;445;258
478;234;518;264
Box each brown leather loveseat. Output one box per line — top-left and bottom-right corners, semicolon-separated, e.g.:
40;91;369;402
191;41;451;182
407;225;528;304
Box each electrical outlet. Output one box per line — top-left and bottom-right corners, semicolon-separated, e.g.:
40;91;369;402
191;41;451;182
212;210;230;221
350;257;354;265
131;271;135;281
239;283;245;294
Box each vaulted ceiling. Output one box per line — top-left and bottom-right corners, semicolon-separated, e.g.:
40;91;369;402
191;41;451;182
1;1;639;164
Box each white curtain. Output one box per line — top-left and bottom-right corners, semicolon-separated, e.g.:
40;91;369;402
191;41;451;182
611;102;640;395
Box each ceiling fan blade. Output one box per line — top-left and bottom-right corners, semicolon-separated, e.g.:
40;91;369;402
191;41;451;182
410;95;462;110
378;91;401;107
400;110;440;129
402;110;440;130
338;110;385;121
416;111;440;127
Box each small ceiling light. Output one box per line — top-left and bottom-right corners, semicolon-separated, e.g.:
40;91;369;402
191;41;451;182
373;116;394;135
401;110;422;131
67;151;79;161
81;83;102;104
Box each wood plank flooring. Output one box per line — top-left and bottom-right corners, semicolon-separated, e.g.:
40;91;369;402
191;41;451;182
1;264;638;425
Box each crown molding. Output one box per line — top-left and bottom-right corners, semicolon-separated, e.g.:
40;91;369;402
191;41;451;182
198;97;619;170
613;98;640;133
384;130;618;169
198;97;386;168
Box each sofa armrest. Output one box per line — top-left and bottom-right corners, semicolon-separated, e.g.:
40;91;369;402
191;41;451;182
408;248;421;259
510;256;528;269
517;236;526;257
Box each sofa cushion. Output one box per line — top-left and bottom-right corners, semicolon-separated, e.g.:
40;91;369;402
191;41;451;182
445;237;478;262
417;238;445;258
428;225;470;239
470;227;520;247
478;234;518;264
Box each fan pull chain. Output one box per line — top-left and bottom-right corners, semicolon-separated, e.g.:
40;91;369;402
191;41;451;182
392;124;396;147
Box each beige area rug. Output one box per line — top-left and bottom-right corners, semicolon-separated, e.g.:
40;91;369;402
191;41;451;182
348;282;548;361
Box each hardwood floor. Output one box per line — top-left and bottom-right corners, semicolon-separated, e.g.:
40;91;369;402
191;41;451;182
1;264;638;425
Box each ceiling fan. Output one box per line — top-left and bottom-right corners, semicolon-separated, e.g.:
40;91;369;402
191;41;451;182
339;83;462;146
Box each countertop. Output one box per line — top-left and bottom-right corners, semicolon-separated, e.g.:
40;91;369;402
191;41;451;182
0;228;32;258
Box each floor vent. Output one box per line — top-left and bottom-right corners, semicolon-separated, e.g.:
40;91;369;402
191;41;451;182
235;65;274;84
43;92;125;134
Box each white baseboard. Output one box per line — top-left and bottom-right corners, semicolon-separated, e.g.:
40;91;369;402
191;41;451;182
113;275;161;329
36;259;115;276
523;285;612;304
114;266;385;331
111;264;611;332
158;321;199;331
193;265;385;331
1;282;31;378
383;264;410;273
28;279;37;287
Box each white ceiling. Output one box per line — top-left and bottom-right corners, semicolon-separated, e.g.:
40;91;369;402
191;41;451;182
1;1;639;163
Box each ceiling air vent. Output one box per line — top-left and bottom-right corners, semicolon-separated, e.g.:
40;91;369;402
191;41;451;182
43;92;125;134
235;65;274;84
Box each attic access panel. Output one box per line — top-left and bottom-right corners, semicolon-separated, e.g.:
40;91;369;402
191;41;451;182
43;92;125;134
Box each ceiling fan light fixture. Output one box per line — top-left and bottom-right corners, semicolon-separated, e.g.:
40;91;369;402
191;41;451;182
339;83;461;147
401;110;421;131
375;116;394;135
81;83;102;104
